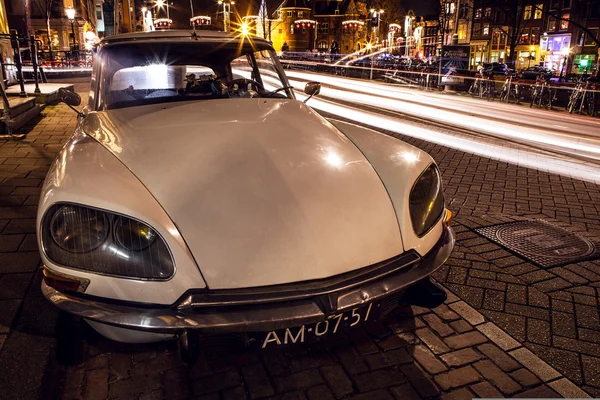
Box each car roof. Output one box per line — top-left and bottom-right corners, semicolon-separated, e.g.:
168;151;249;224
99;30;273;48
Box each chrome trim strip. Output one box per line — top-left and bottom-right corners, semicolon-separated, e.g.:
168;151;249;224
42;227;455;334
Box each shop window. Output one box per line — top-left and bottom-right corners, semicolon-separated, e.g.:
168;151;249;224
585;28;599;46
560;14;569;30
524;5;532;19
534;4;543;19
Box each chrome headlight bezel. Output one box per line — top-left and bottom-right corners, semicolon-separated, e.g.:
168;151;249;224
41;203;175;281
409;164;445;237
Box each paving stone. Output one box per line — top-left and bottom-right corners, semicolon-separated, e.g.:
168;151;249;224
480;309;526;342
470;381;503;398
448;301;485;325
448;320;472;333
582;355;600;388
509;368;541;387
412;345;447;374
440;348;483;367
242;363;274;399
476;322;521;351
0;252;40;273
512;384;561;398
320;365;353;399
414;328;450;354
443;331;487;350
548;377;592;398
0;234;24;252
0;273;32;300
422;313;454;337
505;303;550;320
440;388;475;400
476;343;521;372
364;348;412;370
0;299;21;333
389;384;420;400
434;366;481;391
353;368;405;392
348;389;394;400
509;348;561;382
306;385;335;400
472;359;522;395
399;363;440;398
192;370;242;395
84;367;109;400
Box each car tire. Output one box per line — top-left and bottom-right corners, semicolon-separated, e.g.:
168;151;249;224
178;330;201;366
56;311;87;366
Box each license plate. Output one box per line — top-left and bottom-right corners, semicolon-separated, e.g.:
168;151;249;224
261;302;379;348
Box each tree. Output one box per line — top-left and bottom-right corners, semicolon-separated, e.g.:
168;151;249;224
31;0;56;60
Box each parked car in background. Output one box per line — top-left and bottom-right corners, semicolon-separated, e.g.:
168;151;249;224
40;30;455;362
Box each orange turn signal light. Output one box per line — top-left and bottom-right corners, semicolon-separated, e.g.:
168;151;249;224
43;268;89;293
443;209;453;228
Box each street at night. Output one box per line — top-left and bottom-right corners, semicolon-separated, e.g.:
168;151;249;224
1;0;600;399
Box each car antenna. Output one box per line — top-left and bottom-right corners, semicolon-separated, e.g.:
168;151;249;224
190;0;197;36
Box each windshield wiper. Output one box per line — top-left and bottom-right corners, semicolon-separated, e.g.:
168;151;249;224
264;86;294;97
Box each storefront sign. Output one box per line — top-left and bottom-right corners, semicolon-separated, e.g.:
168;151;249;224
574;55;597;73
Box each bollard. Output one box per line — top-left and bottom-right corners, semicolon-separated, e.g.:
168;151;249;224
10;30;26;98
30;35;41;94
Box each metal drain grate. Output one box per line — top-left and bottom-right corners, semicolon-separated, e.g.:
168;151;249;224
475;220;600;268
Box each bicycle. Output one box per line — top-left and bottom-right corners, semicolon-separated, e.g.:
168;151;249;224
567;76;597;116
529;72;555;109
499;71;521;104
480;70;497;101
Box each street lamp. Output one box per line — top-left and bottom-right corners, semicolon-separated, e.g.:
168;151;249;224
156;0;169;19
65;7;77;61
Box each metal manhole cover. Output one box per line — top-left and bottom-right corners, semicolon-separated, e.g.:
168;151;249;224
475;220;600;268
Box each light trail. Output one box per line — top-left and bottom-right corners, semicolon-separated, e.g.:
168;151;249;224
287;78;600;185
285;71;600;161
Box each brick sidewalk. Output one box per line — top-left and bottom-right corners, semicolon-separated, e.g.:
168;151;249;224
0;83;598;399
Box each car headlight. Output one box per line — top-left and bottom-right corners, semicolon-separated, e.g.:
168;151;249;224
409;164;445;237
42;203;174;280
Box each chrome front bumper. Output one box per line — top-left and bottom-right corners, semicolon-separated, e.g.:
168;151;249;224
42;227;455;334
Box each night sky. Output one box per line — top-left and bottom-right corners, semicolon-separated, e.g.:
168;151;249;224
143;0;439;29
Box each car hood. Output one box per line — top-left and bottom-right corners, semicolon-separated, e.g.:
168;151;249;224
83;99;403;289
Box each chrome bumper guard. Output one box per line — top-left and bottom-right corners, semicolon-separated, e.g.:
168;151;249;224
42;227;455;334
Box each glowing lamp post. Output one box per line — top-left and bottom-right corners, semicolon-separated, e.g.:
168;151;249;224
65;7;78;60
156;0;169;19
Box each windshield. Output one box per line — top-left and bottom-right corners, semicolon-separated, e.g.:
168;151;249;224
95;41;293;110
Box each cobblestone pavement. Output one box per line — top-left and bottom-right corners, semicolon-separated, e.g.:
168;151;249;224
0;79;598;399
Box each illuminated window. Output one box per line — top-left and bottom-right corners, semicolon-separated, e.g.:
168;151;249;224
534;4;543;19
520;29;530;43
531;28;539;44
298;11;303;17
457;23;467;40
547;17;556;31
475;8;482;19
290;24;294;34
560;14;569;30
524;5;532;19
287;11;292;17
483;23;490;36
473;23;481;36
484;8;492;17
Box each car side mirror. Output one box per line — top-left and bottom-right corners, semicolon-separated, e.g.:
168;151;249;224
58;88;85;117
59;88;81;106
303;81;321;103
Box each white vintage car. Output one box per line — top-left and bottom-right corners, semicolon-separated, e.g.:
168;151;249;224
39;31;454;358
